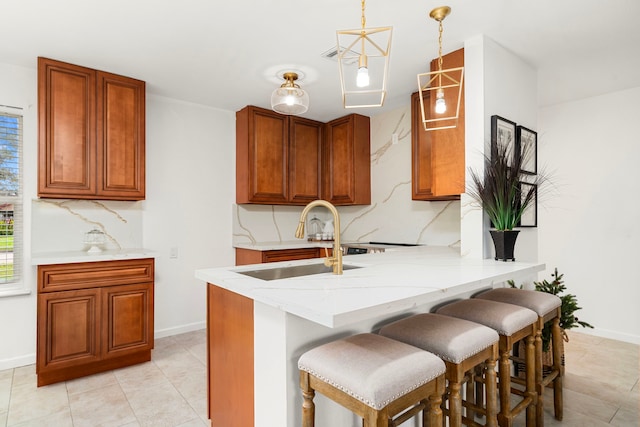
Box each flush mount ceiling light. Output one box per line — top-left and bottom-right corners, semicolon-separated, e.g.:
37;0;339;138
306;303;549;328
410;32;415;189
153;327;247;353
336;0;392;108
417;6;464;131
271;72;309;115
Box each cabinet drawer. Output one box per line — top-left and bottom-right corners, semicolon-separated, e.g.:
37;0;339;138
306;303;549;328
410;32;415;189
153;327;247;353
39;258;154;292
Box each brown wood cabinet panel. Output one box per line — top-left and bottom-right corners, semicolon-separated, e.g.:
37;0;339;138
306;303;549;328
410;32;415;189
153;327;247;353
38;57;145;200
37;259;154;386
207;284;254;426
38;58;97;197
236;106;289;204
104;283;153;357
37;289;101;372
411;48;465;201
288;116;322;204
97;71;146;200
39;258;154;292
323;114;371;205
235;247;333;265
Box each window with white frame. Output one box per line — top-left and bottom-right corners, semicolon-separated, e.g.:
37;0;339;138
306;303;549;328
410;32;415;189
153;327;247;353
0;107;22;291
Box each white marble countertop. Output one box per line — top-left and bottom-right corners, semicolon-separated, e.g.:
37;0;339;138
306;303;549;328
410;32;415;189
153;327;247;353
234;240;334;251
31;249;157;265
195;246;545;328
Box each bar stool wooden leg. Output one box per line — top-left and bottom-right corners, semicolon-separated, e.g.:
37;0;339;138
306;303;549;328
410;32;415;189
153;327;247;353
449;382;462;427
425;392;444;427
551;316;563;420
497;345;511;427
525;334;537;427
300;371;315;427
485;358;498;427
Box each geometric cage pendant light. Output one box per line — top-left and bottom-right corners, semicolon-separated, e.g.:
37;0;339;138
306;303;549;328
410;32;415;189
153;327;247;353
417;6;464;131
336;0;392;108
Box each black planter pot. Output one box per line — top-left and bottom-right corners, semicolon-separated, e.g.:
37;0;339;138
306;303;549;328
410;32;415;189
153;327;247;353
490;230;520;261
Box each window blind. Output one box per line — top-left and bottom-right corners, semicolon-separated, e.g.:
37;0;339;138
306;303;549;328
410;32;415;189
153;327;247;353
0;106;23;286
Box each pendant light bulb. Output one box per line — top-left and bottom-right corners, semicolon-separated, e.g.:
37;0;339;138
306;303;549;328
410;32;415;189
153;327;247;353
285;90;295;106
356;54;370;88
435;89;446;114
357;67;370;87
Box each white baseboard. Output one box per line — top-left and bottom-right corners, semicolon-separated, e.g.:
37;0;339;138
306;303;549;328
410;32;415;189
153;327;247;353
0;353;35;371
154;321;206;339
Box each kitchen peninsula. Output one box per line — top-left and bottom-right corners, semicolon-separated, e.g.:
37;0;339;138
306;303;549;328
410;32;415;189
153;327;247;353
195;246;544;427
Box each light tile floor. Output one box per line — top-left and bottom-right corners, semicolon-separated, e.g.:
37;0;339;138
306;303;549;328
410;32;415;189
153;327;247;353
0;329;637;426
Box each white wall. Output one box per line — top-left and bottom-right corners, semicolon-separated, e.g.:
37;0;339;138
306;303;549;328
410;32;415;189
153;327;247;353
0;61;236;369
462;35;539;262
538;87;640;343
142;95;235;336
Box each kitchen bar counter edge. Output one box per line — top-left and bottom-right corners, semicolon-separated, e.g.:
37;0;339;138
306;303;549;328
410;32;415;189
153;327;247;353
196;246;545;329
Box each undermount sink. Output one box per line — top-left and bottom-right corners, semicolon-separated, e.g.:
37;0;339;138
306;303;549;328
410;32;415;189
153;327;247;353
236;263;361;281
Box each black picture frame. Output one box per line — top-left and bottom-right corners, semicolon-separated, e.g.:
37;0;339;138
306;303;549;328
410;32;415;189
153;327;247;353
518;182;537;227
516;126;537;175
491;115;517;166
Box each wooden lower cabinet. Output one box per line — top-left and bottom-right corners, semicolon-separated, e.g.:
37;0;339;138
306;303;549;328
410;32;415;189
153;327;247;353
235;247;329;266
207;284;254;426
36;258;154;386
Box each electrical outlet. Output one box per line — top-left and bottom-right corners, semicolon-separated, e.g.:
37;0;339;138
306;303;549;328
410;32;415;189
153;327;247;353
170;247;178;259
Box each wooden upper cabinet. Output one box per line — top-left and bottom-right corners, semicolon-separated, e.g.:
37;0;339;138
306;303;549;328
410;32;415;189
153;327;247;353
411;48;465;201
38;59;97;197
288;116;322;204
97;71;146;199
236;106;321;205
38;57;145;200
323;114;371;205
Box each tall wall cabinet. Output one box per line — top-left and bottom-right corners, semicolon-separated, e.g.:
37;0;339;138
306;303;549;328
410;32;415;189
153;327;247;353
323;113;371;205
236;105;370;206
36;258;154;386
38;57;146;200
411;48;465;201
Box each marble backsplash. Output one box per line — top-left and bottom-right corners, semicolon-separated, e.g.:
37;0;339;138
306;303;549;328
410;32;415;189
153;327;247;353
233;105;461;247
31;198;143;253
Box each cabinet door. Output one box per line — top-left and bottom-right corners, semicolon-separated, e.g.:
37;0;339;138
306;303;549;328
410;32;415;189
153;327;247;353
411;48;465;201
323;114;371;205
103;283;154;358
37;289;101;372
97;71;146;200
38;57;97;198
288;116;322;204
236;106;289;204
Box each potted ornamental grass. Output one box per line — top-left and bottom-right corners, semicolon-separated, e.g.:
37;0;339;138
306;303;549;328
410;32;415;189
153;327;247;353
467;139;546;261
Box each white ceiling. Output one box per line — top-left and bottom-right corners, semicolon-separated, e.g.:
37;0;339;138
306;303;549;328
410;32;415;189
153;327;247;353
3;0;640;122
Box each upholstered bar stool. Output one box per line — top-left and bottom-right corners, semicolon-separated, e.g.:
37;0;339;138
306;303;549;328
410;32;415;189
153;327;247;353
475;288;563;424
379;313;500;427
436;299;538;427
298;333;446;427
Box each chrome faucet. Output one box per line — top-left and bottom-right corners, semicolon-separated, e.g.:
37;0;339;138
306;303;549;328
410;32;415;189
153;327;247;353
295;200;343;275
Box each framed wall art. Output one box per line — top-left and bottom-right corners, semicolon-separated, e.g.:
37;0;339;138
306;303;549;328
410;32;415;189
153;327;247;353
518;181;537;227
491;115;517;166
516;125;537;175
